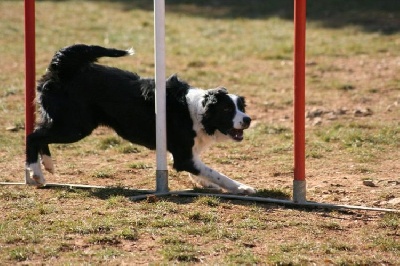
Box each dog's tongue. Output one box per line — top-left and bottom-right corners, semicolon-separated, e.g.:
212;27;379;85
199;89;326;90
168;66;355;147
228;129;244;141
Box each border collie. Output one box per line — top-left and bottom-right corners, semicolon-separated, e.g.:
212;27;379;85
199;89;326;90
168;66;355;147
25;44;256;194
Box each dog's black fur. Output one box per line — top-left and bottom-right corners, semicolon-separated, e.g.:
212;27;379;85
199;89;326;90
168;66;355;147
26;44;255;194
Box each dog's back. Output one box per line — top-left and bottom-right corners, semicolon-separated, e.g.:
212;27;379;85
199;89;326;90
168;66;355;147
36;44;160;146
35;44;192;150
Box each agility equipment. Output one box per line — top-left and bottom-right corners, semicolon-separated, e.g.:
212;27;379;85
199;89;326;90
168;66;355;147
154;0;168;193
293;0;307;203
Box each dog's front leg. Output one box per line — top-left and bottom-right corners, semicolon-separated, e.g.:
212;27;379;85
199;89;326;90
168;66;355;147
189;174;223;191
192;158;256;194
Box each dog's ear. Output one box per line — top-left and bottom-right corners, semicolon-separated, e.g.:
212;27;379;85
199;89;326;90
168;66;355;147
202;87;228;135
202;87;228;108
166;74;181;88
166;74;190;103
237;95;246;111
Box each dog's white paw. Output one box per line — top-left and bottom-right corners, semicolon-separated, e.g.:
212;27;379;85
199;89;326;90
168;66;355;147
41;155;55;174
26;163;46;187
232;185;257;195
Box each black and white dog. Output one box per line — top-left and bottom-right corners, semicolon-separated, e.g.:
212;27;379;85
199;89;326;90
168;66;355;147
26;44;256;194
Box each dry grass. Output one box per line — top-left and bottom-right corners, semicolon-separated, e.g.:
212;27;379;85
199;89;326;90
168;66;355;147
1;0;399;264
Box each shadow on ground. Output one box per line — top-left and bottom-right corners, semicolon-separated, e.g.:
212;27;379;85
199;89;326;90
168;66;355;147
85;186;290;200
89;0;400;34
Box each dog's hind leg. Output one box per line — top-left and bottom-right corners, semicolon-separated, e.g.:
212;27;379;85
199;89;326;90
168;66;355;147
26;125;93;186
41;155;54;174
40;145;54;174
26;131;47;186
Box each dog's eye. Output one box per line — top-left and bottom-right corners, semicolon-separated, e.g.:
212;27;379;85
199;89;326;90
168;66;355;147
224;107;233;112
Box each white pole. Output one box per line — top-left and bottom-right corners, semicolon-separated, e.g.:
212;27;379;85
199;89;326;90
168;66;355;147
154;0;168;192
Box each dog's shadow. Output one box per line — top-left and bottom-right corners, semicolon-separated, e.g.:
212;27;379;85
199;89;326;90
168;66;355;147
40;185;365;214
41;185;300;210
90;186;290;201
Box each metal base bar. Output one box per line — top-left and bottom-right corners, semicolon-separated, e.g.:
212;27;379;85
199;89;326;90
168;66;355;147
129;190;399;213
1;182;107;189
0;182;154;192
0;182;28;186
39;183;107;189
1;182;398;213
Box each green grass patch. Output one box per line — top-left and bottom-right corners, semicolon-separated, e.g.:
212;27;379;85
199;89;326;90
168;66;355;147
91;169;115;179
128;162;151;169
8;247;32;262
226;249;260;264
371;236;400;252
325;242;355;253
380;213;400;230
194;196;221;207
313;122;400;163
99;136;122;150
66;219;114;235
161;243;200;262
118;144;141;154
118;228;139;241
187;211;217;223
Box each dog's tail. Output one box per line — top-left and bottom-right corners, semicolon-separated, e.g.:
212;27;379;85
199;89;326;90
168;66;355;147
47;44;134;81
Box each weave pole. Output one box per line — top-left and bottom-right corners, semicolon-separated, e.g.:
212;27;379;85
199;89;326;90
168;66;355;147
154;0;168;193
25;0;36;140
293;0;307;203
24;0;36;185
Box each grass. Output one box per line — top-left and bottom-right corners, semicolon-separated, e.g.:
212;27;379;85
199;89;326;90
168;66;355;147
1;185;400;264
1;0;400;264
91;169;115;179
99;136;122;150
162;243;200;262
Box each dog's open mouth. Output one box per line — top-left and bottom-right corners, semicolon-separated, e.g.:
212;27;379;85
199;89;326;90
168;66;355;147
227;128;244;141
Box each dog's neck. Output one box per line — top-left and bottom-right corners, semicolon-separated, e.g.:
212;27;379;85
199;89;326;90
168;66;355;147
186;88;207;132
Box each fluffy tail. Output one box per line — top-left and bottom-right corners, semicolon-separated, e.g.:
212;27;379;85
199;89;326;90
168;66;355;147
47;44;134;81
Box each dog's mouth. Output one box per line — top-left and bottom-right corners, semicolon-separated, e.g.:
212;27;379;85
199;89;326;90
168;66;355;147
227;128;244;141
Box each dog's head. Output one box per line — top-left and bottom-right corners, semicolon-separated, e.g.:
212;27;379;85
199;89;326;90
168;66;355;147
201;87;251;141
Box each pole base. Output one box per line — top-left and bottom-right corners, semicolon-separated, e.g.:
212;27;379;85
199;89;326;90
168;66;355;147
293;180;306;203
156;170;168;193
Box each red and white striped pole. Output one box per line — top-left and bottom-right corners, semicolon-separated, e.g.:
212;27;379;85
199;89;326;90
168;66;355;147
24;0;36;184
293;0;307;203
25;0;36;140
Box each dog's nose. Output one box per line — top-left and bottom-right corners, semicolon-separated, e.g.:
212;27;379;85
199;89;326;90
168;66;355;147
242;116;251;128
